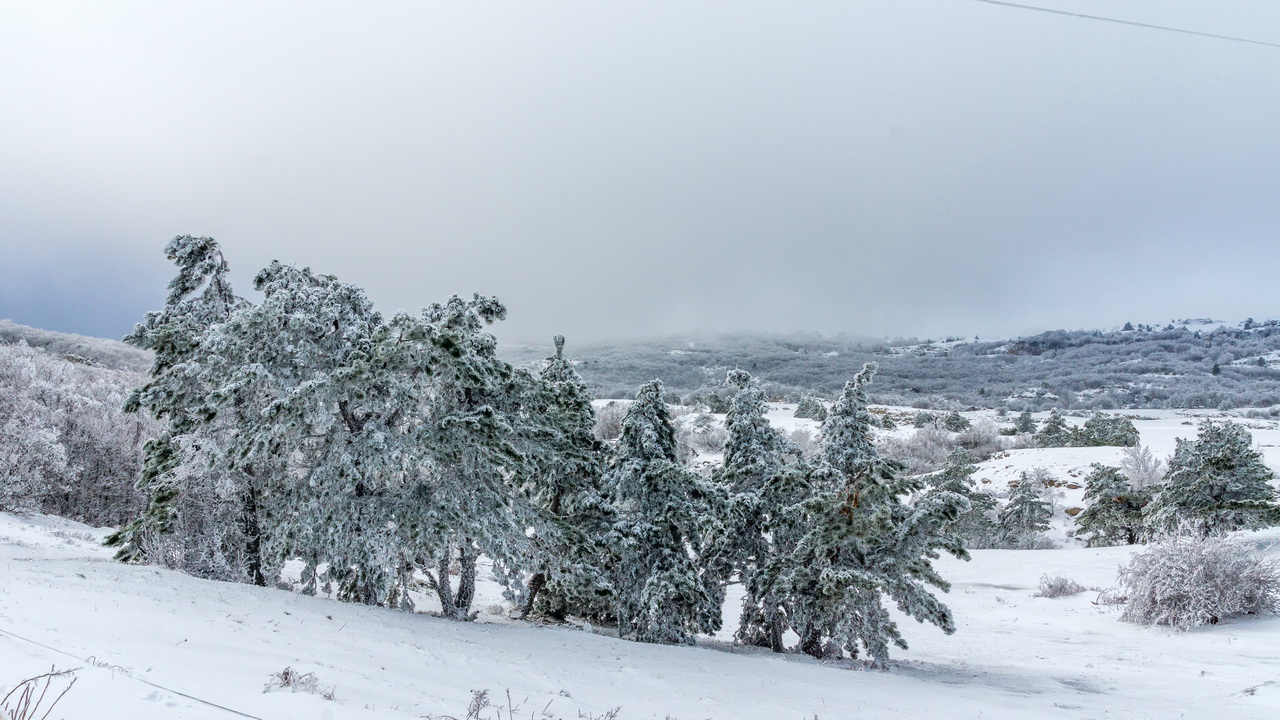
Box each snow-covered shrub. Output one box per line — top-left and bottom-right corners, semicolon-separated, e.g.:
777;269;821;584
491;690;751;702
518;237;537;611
877;426;954;475
1117;533;1280;630
1119;444;1165;489
674;412;728;458
1033;575;1086;598
953;420;1009;462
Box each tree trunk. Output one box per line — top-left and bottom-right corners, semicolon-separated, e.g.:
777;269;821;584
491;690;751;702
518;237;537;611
523;572;547;618
241;480;265;586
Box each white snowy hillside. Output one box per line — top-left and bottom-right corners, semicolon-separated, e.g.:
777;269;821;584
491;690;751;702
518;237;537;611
4;411;1280;720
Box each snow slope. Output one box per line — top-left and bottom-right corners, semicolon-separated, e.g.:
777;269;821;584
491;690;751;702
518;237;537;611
4;413;1280;719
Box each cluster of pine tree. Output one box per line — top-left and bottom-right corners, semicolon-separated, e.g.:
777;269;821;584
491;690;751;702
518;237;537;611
1076;421;1279;546
107;237;968;667
1033;410;1140;448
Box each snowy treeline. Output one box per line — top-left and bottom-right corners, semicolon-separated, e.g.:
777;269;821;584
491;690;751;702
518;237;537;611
501;323;1280;411
0;341;152;525
96;236;974;666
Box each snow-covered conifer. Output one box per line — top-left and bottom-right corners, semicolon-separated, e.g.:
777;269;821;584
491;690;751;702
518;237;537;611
998;472;1052;546
942;411;971;433
518;336;615;620
1144;421;1279;536
1033;409;1071;447
607;380;728;645
1014;411;1037;434
924;448;998;548
1075;412;1139;447
107;236;252;572
775;364;968;667
1075;464;1149;546
794;395;827;421
718;369;798;651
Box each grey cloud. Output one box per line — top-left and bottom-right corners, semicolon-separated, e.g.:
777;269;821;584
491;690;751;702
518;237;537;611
1;1;1278;343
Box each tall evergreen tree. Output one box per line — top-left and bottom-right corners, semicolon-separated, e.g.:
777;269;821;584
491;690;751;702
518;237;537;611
717;369;797;651
998;472;1052;546
608;380;727;645
924;448;998;548
1144;421;1279;536
518;336;615;620
1034;409;1071;447
1014;411;1037;434
1075;464;1149;546
772;364;968;667
106;236;257;580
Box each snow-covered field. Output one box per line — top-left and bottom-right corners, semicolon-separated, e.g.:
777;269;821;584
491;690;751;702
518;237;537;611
4;410;1280;719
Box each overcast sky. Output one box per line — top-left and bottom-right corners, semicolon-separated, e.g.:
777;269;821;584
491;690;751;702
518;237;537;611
2;1;1279;345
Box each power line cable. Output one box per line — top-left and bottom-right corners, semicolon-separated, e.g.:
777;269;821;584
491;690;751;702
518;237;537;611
965;0;1280;49
0;627;265;720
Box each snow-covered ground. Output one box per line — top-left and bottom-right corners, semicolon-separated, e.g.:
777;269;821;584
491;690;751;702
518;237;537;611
4;411;1280;719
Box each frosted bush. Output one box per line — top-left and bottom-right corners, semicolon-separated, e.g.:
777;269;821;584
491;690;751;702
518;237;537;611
1033;575;1086;598
1117;534;1280;630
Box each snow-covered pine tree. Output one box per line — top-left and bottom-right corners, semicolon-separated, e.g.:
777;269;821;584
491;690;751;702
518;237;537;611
1075;464;1149;546
924;448;998;548
718;369;798;651
1144;421;1280;536
607;380;728;645
106;236;256;578
1014;411;1037;434
1075;412;1140;447
518;336;615;620
998;471;1053;546
1033;409;1071;447
774;363;968;667
794;395;827;421
942;411;971;433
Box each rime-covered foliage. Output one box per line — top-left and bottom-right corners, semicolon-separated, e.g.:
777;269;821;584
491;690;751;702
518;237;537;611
772;364;967;667
0;342;151;522
519;336;615;620
1144;421;1279;535
1033;409;1071;447
793;395;827;421
1072;412;1140;447
998;472;1052;546
717;370;798;651
1014;411;1037;434
607;380;728;645
1119;444;1166;489
1075;464;1149;547
1118;533;1280;630
924;449;998;548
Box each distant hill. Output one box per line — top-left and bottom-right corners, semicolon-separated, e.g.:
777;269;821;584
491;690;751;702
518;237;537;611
502;318;1280;412
0;319;152;373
